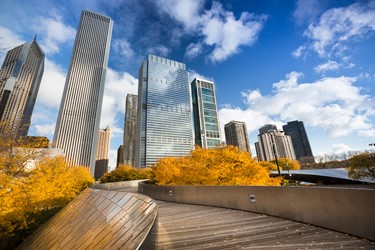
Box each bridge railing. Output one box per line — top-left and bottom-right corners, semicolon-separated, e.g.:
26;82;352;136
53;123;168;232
139;183;375;241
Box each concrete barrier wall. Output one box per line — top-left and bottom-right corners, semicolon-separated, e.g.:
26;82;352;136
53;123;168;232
139;184;375;241
18;187;157;250
91;179;149;190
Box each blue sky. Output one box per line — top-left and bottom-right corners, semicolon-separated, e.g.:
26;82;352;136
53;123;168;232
1;0;374;169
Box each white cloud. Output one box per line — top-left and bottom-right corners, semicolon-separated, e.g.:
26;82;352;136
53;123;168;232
32;15;76;54
34;123;56;137
100;68;138;138
301;2;375;58
291;45;306;58
156;1;266;62
220;72;374;141
0;26;25;62
188;70;214;82
201;3;267;62
332;143;353;154
112;39;134;58
37;58;66;107
185;42;203;59
156;0;204;30
293;0;325;25
147;45;171;57
314;60;341;73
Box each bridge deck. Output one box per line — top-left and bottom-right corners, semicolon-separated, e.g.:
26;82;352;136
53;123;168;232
146;200;374;250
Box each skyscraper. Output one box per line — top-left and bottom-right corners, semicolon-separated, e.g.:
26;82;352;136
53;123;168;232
94;127;110;179
191;78;221;148
283;120;314;163
123;94;137;166
224;121;251;153
255;124;296;162
135;54;193;167
0;38;44;137
53;10;113;175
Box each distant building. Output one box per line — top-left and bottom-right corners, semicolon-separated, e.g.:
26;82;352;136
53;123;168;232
53;10;113;176
255;124;296;161
135;54;193;167
224;121;251;153
116;145;125;168
191;78;221;148
123;94;137;166
95;127;111;179
283;120;314;163
0;38;44;137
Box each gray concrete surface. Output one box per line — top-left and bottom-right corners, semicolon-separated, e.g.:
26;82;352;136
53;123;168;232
140;183;375;241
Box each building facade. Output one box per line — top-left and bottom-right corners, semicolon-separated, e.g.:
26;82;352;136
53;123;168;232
255;124;296;162
191;78;221;148
123;94;137;166
53;10;113;175
283;120;314;163
0;38;44;137
116;145;124;168
135;54;193;167
224;121;251;153
94;127;110;179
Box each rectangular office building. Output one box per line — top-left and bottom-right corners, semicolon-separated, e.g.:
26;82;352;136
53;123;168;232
191;78;221;148
135;54;193;167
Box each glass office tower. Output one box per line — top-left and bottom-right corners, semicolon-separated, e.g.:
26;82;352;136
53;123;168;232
135;54;193;167
53;10;113;175
191;78;221;148
0;38;44;137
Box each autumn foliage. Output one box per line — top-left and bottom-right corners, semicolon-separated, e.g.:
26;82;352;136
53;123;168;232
99;165;152;183
0;134;94;250
348;152;375;180
152;146;281;186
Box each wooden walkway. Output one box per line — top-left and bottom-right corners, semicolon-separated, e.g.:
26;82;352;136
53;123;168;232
144;200;374;250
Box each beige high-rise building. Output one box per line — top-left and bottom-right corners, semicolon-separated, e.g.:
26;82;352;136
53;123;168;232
0;38;44;137
95;127;111;179
53;10;113;176
255;124;296;162
224;121;251;153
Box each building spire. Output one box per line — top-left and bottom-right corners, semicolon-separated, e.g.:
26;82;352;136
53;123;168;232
34;34;37;41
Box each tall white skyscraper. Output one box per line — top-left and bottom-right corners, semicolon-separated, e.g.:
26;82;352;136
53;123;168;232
0;38;44;137
135;54;193;167
191;78;221;148
255;124;296;162
53;10;113;175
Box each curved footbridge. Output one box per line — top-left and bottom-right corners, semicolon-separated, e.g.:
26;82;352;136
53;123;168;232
19;181;375;249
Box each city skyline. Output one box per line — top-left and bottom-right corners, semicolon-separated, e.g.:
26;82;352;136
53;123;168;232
53;10;113;174
0;0;374;169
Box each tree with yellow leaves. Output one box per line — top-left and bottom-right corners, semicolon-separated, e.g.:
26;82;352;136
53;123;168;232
152;146;281;186
99;165;152;183
0;153;93;249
